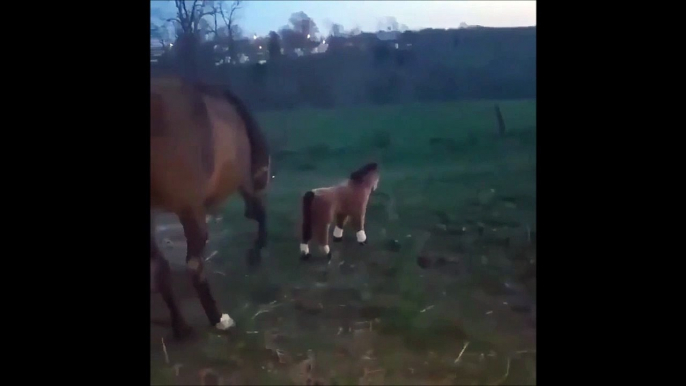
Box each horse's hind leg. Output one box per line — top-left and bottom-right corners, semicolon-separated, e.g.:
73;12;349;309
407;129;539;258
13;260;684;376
240;188;267;252
151;235;191;339
315;222;332;261
179;207;234;331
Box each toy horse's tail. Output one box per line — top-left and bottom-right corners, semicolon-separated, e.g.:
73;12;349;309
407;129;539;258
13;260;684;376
302;191;315;243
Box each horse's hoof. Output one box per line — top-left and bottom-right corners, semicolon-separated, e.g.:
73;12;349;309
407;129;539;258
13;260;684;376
333;236;343;243
301;253;311;261
358;241;367;246
215;314;235;331
172;323;193;341
327;252;332;261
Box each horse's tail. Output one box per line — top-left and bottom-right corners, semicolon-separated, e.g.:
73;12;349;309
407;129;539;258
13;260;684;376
302;191;315;243
222;89;271;192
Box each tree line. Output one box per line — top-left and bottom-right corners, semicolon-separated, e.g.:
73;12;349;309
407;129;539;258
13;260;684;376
150;1;536;111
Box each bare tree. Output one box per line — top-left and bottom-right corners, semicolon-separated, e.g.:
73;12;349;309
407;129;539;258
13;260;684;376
267;31;282;60
378;17;408;32
151;22;172;51
378;17;399;32
330;23;344;37
165;1;217;79
167;0;216;36
217;1;243;64
279;11;320;56
288;11;319;37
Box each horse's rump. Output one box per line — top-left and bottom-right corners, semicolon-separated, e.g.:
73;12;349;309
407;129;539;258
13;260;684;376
150;78;217;211
150;78;215;174
150;76;270;216
222;89;270;192
195;82;270;193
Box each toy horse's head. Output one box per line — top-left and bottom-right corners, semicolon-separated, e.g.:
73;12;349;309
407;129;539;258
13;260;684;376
349;162;380;191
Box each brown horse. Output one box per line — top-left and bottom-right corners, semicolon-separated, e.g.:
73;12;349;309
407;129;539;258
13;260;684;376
300;163;380;261
150;76;270;339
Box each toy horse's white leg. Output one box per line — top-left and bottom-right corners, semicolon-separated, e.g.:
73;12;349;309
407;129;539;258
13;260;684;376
333;213;348;242
300;243;310;255
320;244;332;261
351;213;367;245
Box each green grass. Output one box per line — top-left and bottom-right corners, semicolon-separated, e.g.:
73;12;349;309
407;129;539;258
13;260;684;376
259;100;535;148
151;99;536;385
256;99;531;197
248;99;536;240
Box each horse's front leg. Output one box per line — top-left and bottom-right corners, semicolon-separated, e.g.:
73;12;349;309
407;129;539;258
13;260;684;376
351;212;367;245
179;207;234;331
151;234;191;339
250;197;267;250
240;190;267;267
333;213;348;243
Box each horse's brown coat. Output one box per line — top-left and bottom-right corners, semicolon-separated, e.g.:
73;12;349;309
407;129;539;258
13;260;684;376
150;75;270;338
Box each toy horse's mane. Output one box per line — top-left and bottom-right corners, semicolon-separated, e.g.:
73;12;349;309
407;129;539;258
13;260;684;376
349;162;378;184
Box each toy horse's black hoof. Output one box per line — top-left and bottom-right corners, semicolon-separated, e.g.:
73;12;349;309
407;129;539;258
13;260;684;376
358;241;367;246
333;236;343;243
301;253;312;261
327;252;332;261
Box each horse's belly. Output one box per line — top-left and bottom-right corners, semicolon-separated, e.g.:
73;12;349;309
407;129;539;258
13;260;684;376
203;94;251;195
151;139;209;212
205;161;242;208
312;196;336;224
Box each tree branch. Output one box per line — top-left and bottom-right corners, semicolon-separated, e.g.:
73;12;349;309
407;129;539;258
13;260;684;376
228;1;241;25
218;1;241;27
174;0;190;32
189;0;200;32
216;1;242;64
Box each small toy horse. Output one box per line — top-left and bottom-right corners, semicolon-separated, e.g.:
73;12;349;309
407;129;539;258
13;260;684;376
300;163;380;260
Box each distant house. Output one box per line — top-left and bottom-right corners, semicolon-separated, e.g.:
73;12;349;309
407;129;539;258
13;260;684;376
312;41;328;54
376;30;401;49
346;32;379;51
376;30;400;42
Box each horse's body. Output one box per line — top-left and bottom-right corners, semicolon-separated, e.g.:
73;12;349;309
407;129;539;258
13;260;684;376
300;163;380;260
150;76;270;339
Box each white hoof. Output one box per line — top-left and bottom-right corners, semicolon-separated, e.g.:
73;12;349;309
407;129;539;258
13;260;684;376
215;313;235;330
300;243;310;255
356;230;367;243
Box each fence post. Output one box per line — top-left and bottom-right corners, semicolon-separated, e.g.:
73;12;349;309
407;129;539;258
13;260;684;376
494;104;507;136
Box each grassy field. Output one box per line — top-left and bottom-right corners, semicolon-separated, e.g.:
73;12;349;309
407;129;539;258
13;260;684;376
150;99;536;385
